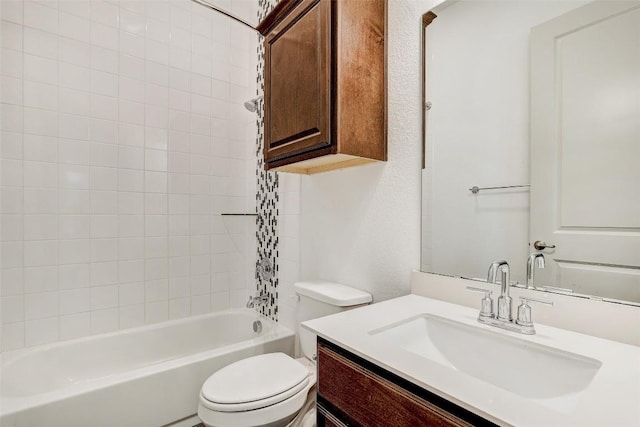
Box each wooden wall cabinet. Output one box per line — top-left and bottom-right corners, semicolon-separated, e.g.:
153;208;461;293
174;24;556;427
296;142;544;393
316;338;497;427
257;0;387;174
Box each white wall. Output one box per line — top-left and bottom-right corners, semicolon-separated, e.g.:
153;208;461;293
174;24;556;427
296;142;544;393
422;0;587;284
279;0;445;311
0;0;258;351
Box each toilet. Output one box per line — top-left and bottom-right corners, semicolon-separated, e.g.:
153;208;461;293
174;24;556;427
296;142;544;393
197;281;372;427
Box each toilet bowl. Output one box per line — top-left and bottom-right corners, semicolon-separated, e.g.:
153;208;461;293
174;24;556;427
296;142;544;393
198;353;315;427
197;281;372;427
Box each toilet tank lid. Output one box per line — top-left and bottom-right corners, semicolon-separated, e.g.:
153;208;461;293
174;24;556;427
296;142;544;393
294;281;372;306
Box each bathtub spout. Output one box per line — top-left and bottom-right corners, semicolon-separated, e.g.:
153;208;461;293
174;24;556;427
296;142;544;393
246;294;269;308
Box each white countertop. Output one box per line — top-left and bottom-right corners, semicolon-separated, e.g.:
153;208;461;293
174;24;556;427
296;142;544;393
302;294;640;426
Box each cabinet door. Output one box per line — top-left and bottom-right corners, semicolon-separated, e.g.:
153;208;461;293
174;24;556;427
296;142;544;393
264;0;333;168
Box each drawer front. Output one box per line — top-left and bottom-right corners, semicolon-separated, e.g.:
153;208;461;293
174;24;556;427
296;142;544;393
317;342;474;427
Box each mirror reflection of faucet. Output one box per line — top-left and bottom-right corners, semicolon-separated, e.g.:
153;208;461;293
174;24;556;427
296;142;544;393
527;253;545;289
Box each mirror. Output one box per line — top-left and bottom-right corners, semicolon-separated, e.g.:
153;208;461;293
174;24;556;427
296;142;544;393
420;0;640;305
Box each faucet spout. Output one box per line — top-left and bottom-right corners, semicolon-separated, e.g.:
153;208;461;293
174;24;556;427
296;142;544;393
487;260;511;321
246;294;269;308
487;259;508;284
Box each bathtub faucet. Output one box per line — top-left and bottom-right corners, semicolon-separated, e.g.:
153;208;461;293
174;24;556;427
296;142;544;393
246;294;269;308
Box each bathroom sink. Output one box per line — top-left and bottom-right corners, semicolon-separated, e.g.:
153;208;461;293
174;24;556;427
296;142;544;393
370;314;602;413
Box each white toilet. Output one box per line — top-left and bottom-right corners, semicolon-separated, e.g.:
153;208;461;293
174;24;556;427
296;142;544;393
197;281;372;427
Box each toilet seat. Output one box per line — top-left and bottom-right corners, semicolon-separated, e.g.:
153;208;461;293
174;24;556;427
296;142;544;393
200;376;310;412
201;353;309;410
198;354;316;427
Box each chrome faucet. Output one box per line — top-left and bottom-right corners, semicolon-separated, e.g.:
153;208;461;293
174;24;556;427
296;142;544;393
487;260;511;321
468;260;553;334
246;294;269;308
526;253;545;289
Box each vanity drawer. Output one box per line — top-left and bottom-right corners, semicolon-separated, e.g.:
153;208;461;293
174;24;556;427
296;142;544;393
317;339;492;427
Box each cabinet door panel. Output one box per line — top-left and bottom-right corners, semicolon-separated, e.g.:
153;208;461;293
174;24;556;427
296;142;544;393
264;0;332;164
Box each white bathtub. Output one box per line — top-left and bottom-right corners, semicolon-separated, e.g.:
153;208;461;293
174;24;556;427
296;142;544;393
0;309;294;427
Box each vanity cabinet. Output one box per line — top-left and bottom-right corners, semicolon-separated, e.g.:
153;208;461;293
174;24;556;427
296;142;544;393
257;0;386;174
316;338;495;427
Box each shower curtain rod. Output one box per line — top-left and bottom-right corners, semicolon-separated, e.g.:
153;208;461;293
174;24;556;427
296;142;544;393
190;0;263;36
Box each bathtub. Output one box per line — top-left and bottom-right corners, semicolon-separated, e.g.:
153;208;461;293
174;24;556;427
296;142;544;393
0;309;294;427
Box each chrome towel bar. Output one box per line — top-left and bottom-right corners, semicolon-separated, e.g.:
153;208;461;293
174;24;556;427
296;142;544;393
469;184;530;194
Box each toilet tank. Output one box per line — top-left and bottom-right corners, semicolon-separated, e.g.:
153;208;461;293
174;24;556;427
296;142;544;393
294;281;372;360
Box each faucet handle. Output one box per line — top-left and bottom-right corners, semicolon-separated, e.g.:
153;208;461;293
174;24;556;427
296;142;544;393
516;297;553;326
466;286;494;318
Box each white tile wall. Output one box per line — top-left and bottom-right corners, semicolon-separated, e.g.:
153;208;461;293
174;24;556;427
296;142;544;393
0;0;259;351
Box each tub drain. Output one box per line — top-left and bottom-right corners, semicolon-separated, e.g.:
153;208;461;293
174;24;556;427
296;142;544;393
253;320;262;333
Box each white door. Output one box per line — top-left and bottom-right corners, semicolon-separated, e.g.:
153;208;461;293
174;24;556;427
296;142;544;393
530;1;640;302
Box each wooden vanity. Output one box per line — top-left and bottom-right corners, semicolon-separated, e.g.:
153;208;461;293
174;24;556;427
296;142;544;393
316;338;495;427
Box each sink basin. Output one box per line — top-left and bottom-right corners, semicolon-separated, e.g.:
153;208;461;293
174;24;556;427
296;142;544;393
370;314;602;413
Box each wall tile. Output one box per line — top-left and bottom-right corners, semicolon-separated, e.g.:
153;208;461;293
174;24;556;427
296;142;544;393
1;295;24;323
118;237;144;260
145;300;168;324
59;88;91;116
58;189;89;214
59;12;91;42
145;39;169;65
58;263;90;290
59;312;91;340
90;238;118;262
24;1;58;34
119;304;144;328
59;37;91;67
91;22;119;50
1;76;23;106
1;322;25;351
58;1;91;20
1;1;24;25
0;0;258;349
24;54;58;85
25;316;59;346
25;291;59;320
59;215;91;239
91;1;119;28
1;48;23;78
58;62;91;92
90;308;118;333
59;239;90;265
119;282;144;306
23;108;57;137
1;214;23;241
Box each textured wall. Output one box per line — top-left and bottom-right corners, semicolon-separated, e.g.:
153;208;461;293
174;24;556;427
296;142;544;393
295;0;444;305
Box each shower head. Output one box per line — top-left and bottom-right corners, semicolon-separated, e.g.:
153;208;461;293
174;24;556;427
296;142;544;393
244;96;263;113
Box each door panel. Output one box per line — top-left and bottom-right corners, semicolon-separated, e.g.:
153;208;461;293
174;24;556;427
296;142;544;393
264;0;332;163
530;1;640;301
